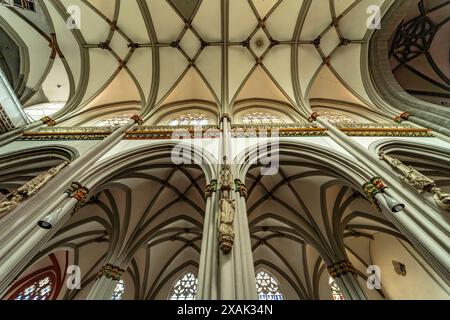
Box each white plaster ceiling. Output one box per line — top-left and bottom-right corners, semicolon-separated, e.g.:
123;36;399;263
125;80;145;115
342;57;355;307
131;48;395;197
0;0;395;123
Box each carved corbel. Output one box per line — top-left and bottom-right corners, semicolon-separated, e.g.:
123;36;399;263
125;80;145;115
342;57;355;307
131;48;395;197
65;182;89;202
234;179;248;199
41;116;56;127
97;263;124;281
327;260;357;278
130;115;143;125
308;112;320;123
205;180;217;199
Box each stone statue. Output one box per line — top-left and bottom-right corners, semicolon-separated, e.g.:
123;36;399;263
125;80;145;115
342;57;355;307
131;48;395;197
218;198;235;254
0;161;68;218
380;152;449;211
219;165;233;198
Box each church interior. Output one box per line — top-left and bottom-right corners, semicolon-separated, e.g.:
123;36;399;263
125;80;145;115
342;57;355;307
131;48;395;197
0;0;449;300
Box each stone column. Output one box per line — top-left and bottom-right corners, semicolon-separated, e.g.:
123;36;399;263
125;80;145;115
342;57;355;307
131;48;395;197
197;181;219;300
327;260;367;300
315;116;450;286
86;263;125;300
0;116;143;296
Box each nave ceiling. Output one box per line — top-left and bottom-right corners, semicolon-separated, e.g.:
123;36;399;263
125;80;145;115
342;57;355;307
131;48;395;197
0;0;398;125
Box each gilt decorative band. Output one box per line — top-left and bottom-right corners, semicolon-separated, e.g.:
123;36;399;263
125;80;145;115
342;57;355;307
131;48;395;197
327;260;356;278
65;182;89;202
97;263;124;281
130;115;143;125
41;116;56;127
204;180;217;199
234;179;248;199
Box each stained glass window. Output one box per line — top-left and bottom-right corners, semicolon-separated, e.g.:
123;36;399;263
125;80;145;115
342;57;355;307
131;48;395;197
242;112;282;125
14;275;54;300
169;272;198;300
111;279;125;300
256;270;284;300
329;277;345;300
93;113;133;127
168;113;208;126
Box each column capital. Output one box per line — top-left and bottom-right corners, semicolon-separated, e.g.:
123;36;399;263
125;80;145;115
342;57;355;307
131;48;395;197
327;260;357;278
65;182;89;202
205;180;217;199
130;114;143;125
96;263;125;281
234;179;248;199
308;112;320;123
41;116;56;127
220;113;232;123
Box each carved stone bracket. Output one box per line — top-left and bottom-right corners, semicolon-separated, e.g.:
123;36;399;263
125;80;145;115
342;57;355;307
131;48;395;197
41;116;56;127
0;161;69;218
308;112;320;123
220;113;232;123
393;112;411;123
205;180;217;199
362;182;382;212
380;153;450;210
96;263;124;281
130;115;143;125
327;260;357;278
65;182;89;202
234;179;248;199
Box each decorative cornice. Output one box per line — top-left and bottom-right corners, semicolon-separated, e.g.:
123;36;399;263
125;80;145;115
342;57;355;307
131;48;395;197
96;263;124;281
327;260;357;278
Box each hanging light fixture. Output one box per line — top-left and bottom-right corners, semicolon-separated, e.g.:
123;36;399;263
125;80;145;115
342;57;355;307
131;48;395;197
38;208;63;230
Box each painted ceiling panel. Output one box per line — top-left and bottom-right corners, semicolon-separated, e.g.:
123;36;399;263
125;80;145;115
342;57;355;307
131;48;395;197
297;45;324;96
45;1;81;92
116;0;150;43
146;0;185;42
263;45;296;103
195;46;222;101
191;0;221;42
126;48;153;102
162;67;216;105
265;0;304;41
330;45;373;105
333;0;355;17
301;0;332;39
229;0;257;42
79;49;118;105
339;0;386;39
251;0;280;19
60;0;110;44
87;0;116;20
236;65;290;104
228;46;256;103
157;47;189;104
41;57;70;103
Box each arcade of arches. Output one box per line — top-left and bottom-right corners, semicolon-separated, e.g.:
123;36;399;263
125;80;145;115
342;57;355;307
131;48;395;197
0;0;449;300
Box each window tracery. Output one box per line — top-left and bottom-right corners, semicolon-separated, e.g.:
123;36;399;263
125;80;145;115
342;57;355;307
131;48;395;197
24;102;65;122
93;113;134;127
111;279;125;300
169;272;198;300
13;275;54;300
255;270;284;300
329;277;345;300
168;113;208;126
316;110;357;124
242;112;282;125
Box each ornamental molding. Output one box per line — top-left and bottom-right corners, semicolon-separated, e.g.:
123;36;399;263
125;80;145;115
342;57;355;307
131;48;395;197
327;260;357;278
97;264;124;281
0;161;69;218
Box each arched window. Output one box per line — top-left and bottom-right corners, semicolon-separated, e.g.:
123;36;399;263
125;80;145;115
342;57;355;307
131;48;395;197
329;277;345;300
13;274;55;300
242;112;282;125
168;113;208;126
169;272;198;300
111;279;125;300
255;270;284;300
93;113;134;127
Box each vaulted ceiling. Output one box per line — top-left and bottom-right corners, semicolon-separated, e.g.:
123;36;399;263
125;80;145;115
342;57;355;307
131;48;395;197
389;0;450;106
0;0;395;124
